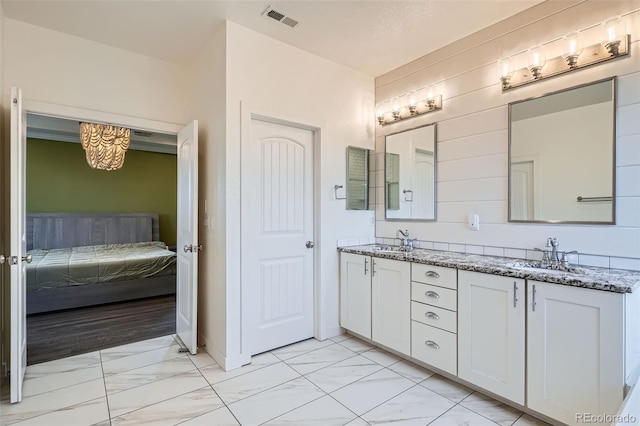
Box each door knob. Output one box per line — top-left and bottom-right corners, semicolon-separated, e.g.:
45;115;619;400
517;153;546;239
184;244;203;253
306;241;315;249
0;255;5;264
22;254;32;264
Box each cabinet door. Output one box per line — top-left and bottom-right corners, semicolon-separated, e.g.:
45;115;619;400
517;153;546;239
458;271;525;405
371;257;411;355
339;253;371;339
528;281;624;425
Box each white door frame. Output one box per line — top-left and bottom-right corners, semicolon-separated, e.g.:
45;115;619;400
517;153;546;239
239;105;323;360
1;97;186;376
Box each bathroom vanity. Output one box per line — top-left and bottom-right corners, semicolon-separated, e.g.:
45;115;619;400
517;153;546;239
338;245;640;426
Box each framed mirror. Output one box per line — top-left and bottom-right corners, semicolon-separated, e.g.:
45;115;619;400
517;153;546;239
385;124;437;220
509;78;616;224
346;146;369;210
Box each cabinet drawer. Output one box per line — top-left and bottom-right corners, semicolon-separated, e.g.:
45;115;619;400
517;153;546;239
411;301;457;333
411;321;457;375
412;264;457;289
412;282;457;311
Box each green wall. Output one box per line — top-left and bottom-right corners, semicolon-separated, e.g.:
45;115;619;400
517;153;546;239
27;138;177;246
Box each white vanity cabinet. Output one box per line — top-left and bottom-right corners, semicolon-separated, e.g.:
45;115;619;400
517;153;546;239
411;264;458;375
458;271;525;405
339;252;372;339
340;253;411;353
371;257;411;355
527;281;626;425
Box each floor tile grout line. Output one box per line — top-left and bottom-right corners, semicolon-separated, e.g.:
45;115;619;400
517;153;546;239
199;358;284;386
99;350;113;426
99;336;178;360
104;364;200;397
19;366;104;399
255;376;329;425
215;364;305;406
304;356;386;395
101;343;185;377
357;381;425;420
458;395;520;426
108;383;216;422
425;402;460;425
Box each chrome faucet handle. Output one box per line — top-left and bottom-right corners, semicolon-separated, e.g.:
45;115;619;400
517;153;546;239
560;250;577;267
534;247;551;263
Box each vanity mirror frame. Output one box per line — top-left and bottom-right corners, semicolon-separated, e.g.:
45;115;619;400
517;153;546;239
508;77;617;225
384;123;438;221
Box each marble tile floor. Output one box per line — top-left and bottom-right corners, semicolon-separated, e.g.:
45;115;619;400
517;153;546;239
0;334;551;426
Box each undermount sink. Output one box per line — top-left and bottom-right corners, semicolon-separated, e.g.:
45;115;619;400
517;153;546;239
505;262;583;275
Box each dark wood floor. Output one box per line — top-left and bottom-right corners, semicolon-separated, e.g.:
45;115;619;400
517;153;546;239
27;295;176;365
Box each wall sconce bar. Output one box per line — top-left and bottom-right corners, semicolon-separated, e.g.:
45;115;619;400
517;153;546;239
501;35;629;91
377;94;442;126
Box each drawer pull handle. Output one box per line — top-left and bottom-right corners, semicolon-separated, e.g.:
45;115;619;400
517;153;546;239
425;271;440;278
425;311;440;320
425;291;440;299
425;340;440;350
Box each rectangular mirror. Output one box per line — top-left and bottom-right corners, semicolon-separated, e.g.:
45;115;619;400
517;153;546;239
346;146;369;210
509;78;616;224
385;124;437;220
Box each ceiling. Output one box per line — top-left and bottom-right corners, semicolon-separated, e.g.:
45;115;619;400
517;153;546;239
27;114;177;153
1;0;543;77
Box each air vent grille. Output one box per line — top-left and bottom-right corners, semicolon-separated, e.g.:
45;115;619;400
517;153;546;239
263;6;299;29
281;17;299;28
266;9;285;21
134;130;153;137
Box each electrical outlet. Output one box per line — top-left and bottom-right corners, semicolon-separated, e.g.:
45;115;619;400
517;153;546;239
468;213;480;231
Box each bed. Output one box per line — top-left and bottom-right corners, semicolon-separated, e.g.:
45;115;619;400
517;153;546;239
26;213;176;314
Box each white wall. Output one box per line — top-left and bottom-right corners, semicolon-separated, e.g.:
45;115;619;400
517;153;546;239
374;0;640;269
2;18;191;125
212;21;375;367
189;23;228;365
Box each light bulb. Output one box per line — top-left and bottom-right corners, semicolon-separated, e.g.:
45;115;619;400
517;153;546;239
601;16;625;56
407;91;418;115
497;57;513;89
526;45;546;79
561;32;582;69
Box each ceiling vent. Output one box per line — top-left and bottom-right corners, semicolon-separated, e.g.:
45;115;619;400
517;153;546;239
263;6;299;29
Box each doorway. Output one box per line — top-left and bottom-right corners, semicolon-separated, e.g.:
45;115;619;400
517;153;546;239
241;117;316;356
24;113;179;365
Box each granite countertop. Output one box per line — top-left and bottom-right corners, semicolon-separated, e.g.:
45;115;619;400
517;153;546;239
338;244;640;294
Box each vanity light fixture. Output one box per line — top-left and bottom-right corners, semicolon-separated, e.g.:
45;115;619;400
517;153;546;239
376;84;443;126
526;45;546;79
498;14;630;91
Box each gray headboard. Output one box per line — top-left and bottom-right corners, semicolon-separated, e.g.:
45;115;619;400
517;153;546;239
27;213;160;250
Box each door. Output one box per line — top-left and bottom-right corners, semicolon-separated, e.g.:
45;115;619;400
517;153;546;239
242;118;314;356
9;87;28;403
176;120;199;354
528;281;624;425
458;271;525;405
371;258;411;355
511;160;534;220
412;149;434;219
339;253;371;339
